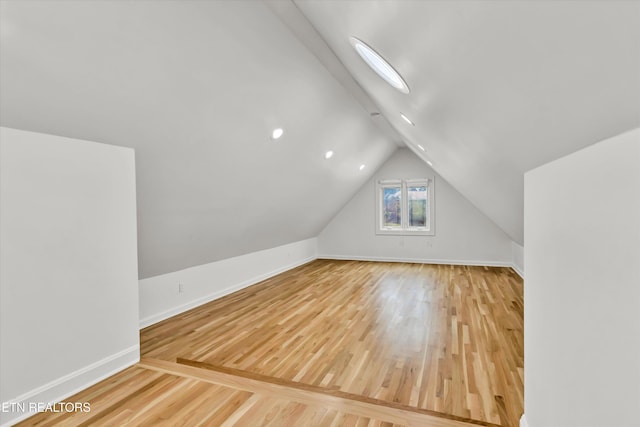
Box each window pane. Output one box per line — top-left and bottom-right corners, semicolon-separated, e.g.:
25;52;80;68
383;187;402;227
408;186;427;227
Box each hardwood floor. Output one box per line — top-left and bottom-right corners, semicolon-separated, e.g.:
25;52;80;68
17;260;523;426
18;366;409;427
140;358;495;427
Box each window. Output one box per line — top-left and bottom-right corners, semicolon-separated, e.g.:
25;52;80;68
376;179;434;235
382;185;402;229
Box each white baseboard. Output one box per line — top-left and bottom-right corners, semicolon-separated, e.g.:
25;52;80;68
318;253;513;269
319;253;524;280
511;242;525;279
139;255;316;329
520;414;528;427
0;345;139;427
511;262;525;279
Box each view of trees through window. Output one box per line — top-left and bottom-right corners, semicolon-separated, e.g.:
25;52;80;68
383;187;401;227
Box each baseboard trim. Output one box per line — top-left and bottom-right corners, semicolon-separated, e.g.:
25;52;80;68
0;345;139;427
139;255;317;329
318;254;513;268
520;414;528;427
319;254;525;280
511;263;524;279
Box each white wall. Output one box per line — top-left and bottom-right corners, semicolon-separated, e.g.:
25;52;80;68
318;149;513;266
0;128;139;426
139;238;317;328
524;128;640;427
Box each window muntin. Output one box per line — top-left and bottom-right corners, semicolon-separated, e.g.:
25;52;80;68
376;179;434;235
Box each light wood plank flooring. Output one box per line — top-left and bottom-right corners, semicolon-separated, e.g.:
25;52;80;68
18;260;523;426
18;365;410;427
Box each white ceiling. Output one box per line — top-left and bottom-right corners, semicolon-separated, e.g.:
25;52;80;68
295;0;640;243
1;1;639;276
0;0;397;278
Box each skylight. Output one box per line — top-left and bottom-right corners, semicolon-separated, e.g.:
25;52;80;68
350;36;409;94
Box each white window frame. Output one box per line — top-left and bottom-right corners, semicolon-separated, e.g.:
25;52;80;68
376;178;435;236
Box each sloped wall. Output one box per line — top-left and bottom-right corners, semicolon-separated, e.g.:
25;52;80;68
0;0;398;280
318;149;513;266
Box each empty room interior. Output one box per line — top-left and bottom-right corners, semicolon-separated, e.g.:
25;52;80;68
1;1;639;427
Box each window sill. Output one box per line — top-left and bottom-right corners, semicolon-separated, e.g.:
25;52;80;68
376;229;434;236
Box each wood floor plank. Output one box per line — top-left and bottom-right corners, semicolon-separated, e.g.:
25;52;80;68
16;365;406;427
172;357;500;426
141;260;523;426
140;357;489;427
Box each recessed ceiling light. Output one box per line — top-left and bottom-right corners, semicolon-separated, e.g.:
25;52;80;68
359;164;366;171
426;160;433;167
400;113;415;126
349;36;410;94
325;150;334;159
417;144;425;151
271;128;283;140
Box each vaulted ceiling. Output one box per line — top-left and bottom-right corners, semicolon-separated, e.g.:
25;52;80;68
0;0;397;278
294;0;640;243
1;0;639;277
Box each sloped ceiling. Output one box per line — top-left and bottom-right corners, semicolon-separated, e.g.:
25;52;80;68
295;0;640;244
2;1;639;278
0;0;397;278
